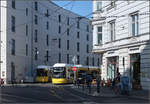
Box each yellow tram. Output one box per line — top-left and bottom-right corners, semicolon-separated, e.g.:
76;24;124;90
35;65;53;83
52;63;101;84
52;63;74;84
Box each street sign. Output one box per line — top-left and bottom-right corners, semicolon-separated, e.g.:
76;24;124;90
72;56;77;64
72;66;77;71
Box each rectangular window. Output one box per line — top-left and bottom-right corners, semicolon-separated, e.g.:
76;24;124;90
67;54;69;64
35;1;38;11
59;53;61;63
97;26;102;44
97;58;99;66
77;42;80;52
59;25;61;34
12;0;15;9
46;51;49;61
26;44;28;56
11;39;15;55
110;1;115;7
86;57;89;66
131;13;139;36
86;44;89;53
35;47;38;60
59;15;61;23
67;40;69;50
58;38;61;48
46;21;49;30
46;35;49;46
11;16;15;32
77;20;80;29
97;2;102;11
67;28;69;36
26;25;28;36
77;32;80;39
35;15;38;25
87;34;89;41
109;21;115;41
35;30;38;42
107;1;116;11
67;17;69;25
77;55;80;64
87;25;89;32
26;8;28;16
92;57;94;66
45;9;49;17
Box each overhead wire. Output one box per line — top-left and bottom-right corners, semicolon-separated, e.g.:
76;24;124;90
0;1;77;33
0;1;149;35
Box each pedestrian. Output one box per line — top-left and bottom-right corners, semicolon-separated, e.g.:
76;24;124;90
96;75;101;93
112;78;115;89
88;74;92;94
82;76;85;91
86;74;92;93
0;78;4;87
102;78;105;87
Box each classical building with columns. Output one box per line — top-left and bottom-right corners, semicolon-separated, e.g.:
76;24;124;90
0;0;100;84
92;1;150;89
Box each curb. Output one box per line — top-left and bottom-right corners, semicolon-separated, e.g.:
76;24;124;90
71;87;117;97
129;96;150;101
71;87;150;100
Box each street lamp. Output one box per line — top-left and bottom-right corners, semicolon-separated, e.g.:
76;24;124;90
72;55;78;84
31;48;39;77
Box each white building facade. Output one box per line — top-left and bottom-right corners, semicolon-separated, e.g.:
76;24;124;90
92;1;150;90
0;0;100;84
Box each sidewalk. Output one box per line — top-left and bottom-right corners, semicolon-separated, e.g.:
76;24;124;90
71;85;117;97
71;85;150;100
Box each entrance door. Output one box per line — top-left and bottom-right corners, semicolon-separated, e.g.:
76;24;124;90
11;62;15;83
107;56;119;80
130;53;141;89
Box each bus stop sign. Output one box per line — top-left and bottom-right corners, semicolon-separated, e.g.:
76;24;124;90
72;67;77;71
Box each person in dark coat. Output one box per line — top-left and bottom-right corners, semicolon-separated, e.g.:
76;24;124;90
96;75;101;93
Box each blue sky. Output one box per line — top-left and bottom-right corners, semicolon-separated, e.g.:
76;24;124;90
52;1;92;18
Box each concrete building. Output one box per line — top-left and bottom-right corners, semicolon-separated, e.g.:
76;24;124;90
0;0;100;84
92;1;150;90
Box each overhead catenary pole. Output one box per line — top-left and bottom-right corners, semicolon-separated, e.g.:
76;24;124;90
72;55;77;84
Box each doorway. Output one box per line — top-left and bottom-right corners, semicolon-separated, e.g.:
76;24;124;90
130;53;141;89
11;62;15;83
107;56;119;80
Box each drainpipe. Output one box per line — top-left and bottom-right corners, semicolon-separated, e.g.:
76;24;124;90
31;2;34;80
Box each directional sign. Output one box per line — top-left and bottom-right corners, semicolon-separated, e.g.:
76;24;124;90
72;66;77;71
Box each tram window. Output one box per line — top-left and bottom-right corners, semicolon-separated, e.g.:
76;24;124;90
78;70;86;78
53;67;66;78
36;69;47;76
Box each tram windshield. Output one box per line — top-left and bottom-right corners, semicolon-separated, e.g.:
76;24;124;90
36;69;48;76
53;67;66;78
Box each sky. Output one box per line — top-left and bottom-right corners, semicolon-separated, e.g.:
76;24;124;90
52;1;92;18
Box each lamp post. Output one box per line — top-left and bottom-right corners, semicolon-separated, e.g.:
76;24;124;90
72;55;77;84
31;48;39;81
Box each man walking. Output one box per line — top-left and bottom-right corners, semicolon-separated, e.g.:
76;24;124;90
96;75;101;93
86;74;92;94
